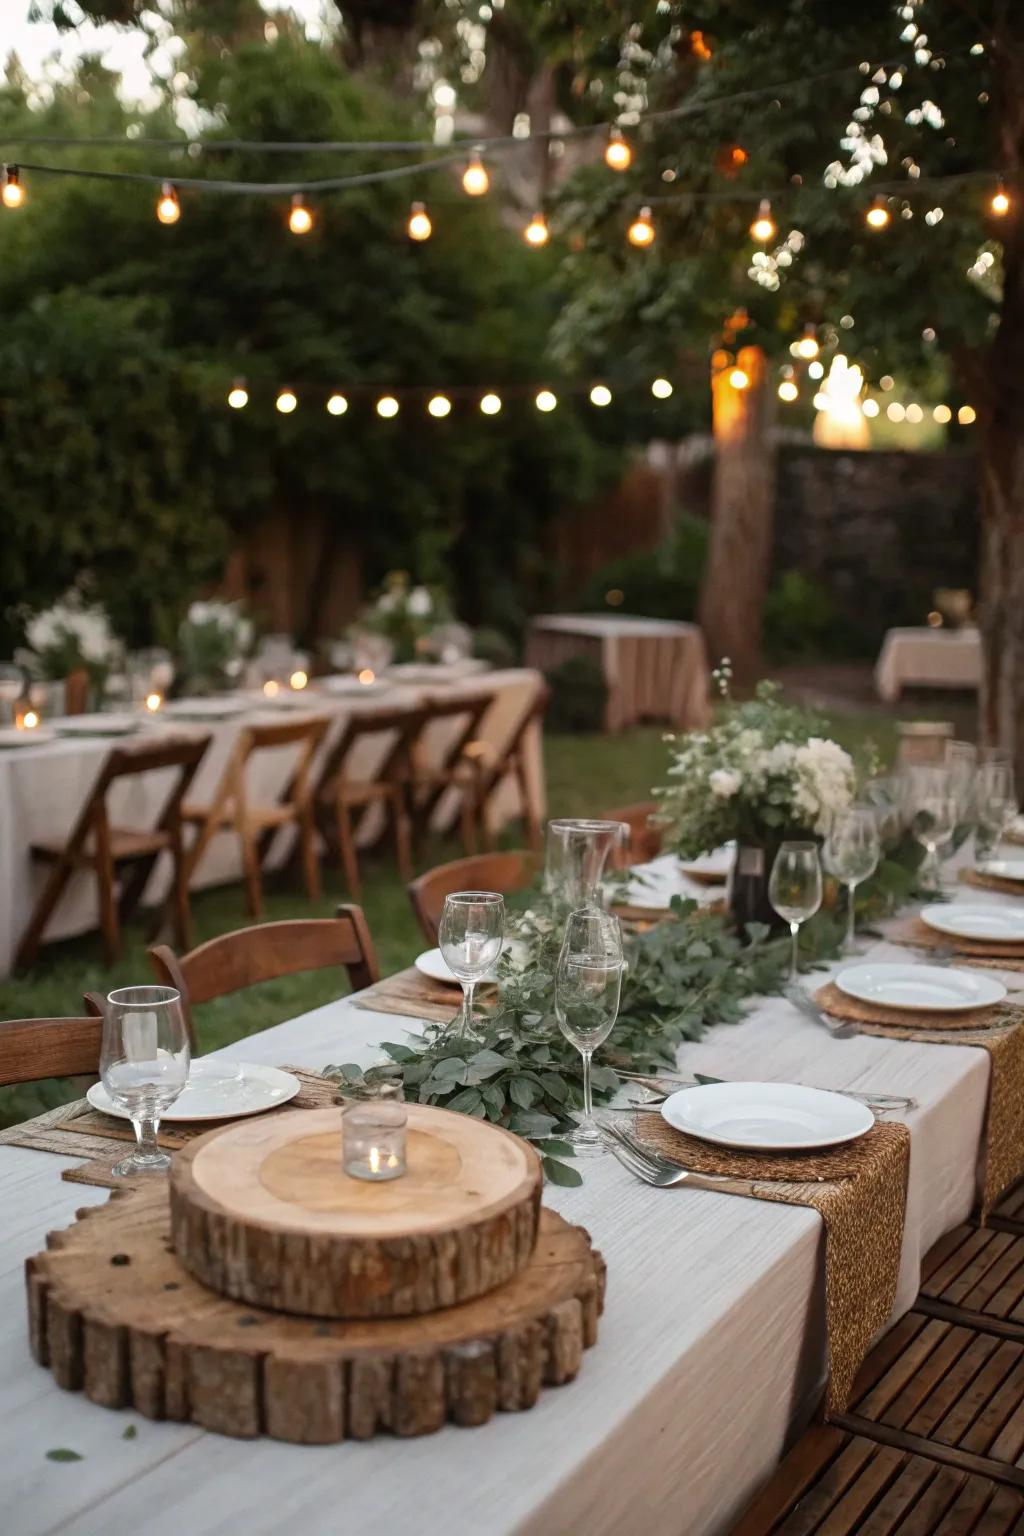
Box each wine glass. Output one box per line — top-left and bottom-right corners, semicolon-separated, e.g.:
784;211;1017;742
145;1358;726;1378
555;910;624;1157
823;807;881;954
976;760;1017;861
438;891;505;1039
907;767;959;891
769;842;823;980
100;986;190;1177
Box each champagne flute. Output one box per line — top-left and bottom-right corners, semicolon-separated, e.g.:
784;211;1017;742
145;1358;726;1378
823;807;880;954
555;910;624;1157
976;760;1017;861
438;891;505;1039
100;986;190;1177
769;842;823;980
907;767;958;891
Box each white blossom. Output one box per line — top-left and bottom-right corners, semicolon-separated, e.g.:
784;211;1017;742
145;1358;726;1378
709;768;741;798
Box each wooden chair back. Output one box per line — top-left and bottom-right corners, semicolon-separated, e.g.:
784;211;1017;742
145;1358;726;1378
313;702;427;804
148;905;381;1038
407;850;539;944
0;1015;103;1087
415;689;496;773
222;715;328;811
59;735;211;864
603;800;664;866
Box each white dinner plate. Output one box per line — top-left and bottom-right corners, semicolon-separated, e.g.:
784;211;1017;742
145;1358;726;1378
53;713;139;737
319;675;391;696
978;860;1024;885
163;698;249;721
679;844;734;883
835;961;1006;1012
414;946;505;985
87;1060;300;1122
921;904;1024;944
0;726;56;748
660;1080;874;1152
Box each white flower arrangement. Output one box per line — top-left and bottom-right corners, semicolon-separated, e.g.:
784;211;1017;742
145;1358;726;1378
20;588;120;682
178;599;253;690
356;571;453;663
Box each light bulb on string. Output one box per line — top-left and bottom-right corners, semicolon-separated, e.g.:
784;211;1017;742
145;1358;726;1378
462;150;489;196
796;324;819;360
326;393;348;416
605;128;632;172
651;377;673;399
866;195;890;229
524;211;549;246
407;201;432;241
275;388;297;414
227;379;248;409
480;392;502;415
729;367;750;390
156;182;180;225
377;395;400;418
991;183;1010;216
750;199;775;242
288;194;313;235
535;389;557;412
2;165;23;209
427;394;452;418
589;384;612;407
778;380;798;402
628;206;655;247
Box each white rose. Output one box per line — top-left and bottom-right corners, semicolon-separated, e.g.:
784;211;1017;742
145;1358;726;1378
188;602;209;624
710;768;742;798
407;586;432;617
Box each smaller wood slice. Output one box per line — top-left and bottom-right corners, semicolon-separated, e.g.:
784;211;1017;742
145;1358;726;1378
170;1105;543;1318
27;1184;605;1442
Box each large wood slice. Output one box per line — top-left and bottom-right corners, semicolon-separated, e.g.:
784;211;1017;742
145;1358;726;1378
27;1183;605;1442
169;1105;543;1318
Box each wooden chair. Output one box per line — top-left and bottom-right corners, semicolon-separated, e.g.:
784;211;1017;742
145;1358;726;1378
149;906;380;1042
407;850;539;944
15;735;210;971
603;800;664;867
464;681;549;853
310;701;426;899
0;1015;103;1087
405;689;497;854
180;715;328;920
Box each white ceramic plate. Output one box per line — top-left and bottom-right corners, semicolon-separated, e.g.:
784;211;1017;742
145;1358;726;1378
679;844;734;883
163;698;249;720
835;961;1006;1012
87;1060;300;1122
921;904;1024;944
660;1080;874;1152
978;860;1024;885
53;713;139;737
319;675;391;696
414;946;505;985
0;726;56;748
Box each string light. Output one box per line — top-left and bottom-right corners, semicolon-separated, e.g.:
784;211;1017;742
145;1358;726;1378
886;401;905;422
991;183;1010;216
227;379;248;409
796;324;819;360
523;211;549;246
628;206;655;247
288;193;313;235
289;670;308;690
750;199;775;242
605;128;632;172
407;201;432;241
480;392;502;415
427;393;452;417
535;389;557;412
778;380;798;402
905;403;924;423
958;404;976;424
156;181;180;225
377;395;399;418
2;165;23;209
729;367;750;389
933;403;952;423
275;388;297;414
808;360;824;380
326;393;348;415
651;377;673;399
862;398;880;417
866;195;890;229
462;151;489;196
589;384;612;406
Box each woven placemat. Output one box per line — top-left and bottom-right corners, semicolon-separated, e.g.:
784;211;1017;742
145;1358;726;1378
889;914;1024;969
352;965;489;1025
638;1117;909;1415
814;984;1024;1219
960;867;1024;897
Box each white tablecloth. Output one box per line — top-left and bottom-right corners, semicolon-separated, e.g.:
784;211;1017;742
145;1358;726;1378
4;870;1020;1535
526;614;710;732
874;626;983;702
0;668;545;979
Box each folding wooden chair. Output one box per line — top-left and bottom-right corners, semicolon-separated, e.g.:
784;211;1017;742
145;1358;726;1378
0;1014;103;1087
603;800;664;867
406;689;497;854
149;905;380;1043
15;735;210;970
407;850;539;944
468;681;549;852
180;715;328;920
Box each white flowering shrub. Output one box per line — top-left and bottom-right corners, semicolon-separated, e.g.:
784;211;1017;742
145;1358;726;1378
178;600;253;690
20;587;120;684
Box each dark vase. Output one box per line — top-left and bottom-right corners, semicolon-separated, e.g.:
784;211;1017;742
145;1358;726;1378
728;842;786;934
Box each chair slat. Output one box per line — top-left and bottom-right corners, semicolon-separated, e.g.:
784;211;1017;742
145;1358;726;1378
0;1016;103;1087
407;850;538;944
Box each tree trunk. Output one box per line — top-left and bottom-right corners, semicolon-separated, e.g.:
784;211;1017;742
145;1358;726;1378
698;345;776;682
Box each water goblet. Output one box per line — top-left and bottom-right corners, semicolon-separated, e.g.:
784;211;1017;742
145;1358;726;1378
823;807;881;954
100;986;190;1176
769;842;823;980
907;767;958;891
438;891;505;1039
976;759;1017;860
555;909;624;1157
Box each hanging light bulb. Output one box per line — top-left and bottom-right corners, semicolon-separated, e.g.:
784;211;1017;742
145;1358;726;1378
605;128;632;172
589;384;612;407
651;377;673;399
156;182;180;225
778;380;799;402
407;201;432;241
535;389;557;412
524;211;549;246
377;395;400;418
480;392;502;415
227;379;249;409
326;393;348;416
2;165;23;209
627;205;655;247
288;193;313;235
462;150;489;196
730;367;750;390
275;388;298;414
750;199;775;242
427;394;452;418
991;183;1010;216
865;195;890;229
796;324;819;360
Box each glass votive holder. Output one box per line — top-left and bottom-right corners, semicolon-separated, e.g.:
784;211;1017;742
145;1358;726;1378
342;1097;407;1182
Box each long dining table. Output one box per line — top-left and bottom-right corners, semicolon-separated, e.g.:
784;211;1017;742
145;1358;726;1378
2;867;1020;1536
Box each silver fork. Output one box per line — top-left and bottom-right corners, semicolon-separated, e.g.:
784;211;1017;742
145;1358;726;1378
615;1069;915;1114
602;1122;754;1195
784;985;858;1039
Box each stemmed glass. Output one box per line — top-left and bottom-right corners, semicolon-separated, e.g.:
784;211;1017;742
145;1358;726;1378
438;891;505;1039
906;767;959;891
555;909;624;1157
976;760;1017;860
823;807;881;954
769;842;823;980
100;986;190;1177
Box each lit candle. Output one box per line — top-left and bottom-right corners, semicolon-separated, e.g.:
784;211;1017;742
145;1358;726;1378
289;669;308;690
357;669;376;686
145;692;163;712
263;679;281;698
342;1098;407;1182
15;705;39;730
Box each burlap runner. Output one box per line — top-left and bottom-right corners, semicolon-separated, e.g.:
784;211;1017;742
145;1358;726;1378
814;983;1024;1219
638;1116;909;1415
352;964;489;1024
889;914;1024;971
960;867;1024;898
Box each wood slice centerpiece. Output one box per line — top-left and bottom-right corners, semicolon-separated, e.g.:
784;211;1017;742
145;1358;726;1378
27;1182;605;1442
170;1105;543;1318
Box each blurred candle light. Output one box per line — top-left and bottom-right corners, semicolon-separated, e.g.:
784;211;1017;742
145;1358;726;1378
289;670;308;690
288;194;313;235
407;201;432;240
156;182;180;224
145;692;163;712
796;324;819;360
729;367;750;389
524;211;549;246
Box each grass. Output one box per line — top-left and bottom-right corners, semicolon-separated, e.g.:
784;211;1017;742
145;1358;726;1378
0;708;930;1129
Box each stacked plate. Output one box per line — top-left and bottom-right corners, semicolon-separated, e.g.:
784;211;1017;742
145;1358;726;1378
659;1081;874;1152
920;904;1024;945
0;726;56;748
88;1060;299;1122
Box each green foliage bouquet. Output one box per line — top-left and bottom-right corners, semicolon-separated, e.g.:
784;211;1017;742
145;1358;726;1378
177;600;253;694
355;572;453;665
19;586;120;697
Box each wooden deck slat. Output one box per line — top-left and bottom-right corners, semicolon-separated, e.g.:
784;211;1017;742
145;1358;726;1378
857;1460;962;1536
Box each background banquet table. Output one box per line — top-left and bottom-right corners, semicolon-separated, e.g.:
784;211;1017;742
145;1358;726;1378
0;667;544;980
874;625;982;702
525;614;710;732
5;872;1018;1536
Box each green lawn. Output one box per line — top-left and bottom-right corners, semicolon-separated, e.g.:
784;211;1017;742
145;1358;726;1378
0;711;911;1129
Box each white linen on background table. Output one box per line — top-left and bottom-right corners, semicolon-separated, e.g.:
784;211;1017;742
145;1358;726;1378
874;625;983;702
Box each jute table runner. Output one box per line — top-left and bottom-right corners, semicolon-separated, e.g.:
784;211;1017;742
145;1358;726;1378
0;1068;339;1190
637;1117;909;1415
960;867;1024;898
814;981;1024;1218
889;913;1024;972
